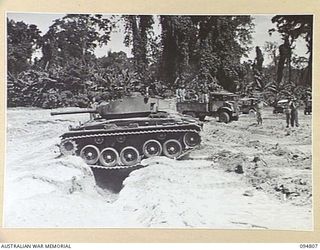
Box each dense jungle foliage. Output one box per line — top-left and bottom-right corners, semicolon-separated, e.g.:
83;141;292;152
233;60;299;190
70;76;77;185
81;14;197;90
7;14;312;108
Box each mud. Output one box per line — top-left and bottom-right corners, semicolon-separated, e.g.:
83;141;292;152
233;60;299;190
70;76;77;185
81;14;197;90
4;105;312;229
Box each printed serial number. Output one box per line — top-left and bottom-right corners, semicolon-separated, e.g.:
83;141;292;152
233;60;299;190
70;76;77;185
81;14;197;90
300;244;318;249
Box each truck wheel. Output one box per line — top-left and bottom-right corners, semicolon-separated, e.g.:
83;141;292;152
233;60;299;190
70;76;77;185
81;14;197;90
249;109;256;117
219;111;230;123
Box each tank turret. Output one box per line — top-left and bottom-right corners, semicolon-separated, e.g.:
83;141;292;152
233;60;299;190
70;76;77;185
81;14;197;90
51;93;202;169
51;92;159;119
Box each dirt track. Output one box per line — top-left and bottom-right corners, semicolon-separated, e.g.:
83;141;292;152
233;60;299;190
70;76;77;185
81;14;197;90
4;105;312;229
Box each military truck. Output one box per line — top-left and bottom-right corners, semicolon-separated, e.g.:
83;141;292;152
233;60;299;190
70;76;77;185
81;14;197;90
176;91;240;123
239;97;259;115
273;99;289;114
304;99;312;115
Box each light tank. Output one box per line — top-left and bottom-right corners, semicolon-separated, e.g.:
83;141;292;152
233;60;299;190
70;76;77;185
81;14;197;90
51;93;202;169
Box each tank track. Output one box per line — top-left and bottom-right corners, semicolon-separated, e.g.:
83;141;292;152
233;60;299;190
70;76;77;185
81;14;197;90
60;128;200;170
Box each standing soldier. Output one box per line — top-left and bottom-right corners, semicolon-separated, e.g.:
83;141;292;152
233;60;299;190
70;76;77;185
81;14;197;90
148;82;157;97
255;99;263;125
180;85;186;102
199;85;208;103
90;96;100;120
284;98;291;128
176;86;182;102
290;98;299;127
203;86;209;104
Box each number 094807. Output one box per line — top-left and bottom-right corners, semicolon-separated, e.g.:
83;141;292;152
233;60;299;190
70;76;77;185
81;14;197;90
300;244;318;248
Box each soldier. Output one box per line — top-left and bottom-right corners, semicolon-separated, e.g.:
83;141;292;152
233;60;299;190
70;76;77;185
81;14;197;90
203;86;209;104
176;86;182;102
90;96;100;120
148;82;157;97
284;98;291;128
255;99;263;125
290;98;299;127
181;85;186;102
200;85;208;103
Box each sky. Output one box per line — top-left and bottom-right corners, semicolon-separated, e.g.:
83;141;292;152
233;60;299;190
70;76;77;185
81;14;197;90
7;13;309;65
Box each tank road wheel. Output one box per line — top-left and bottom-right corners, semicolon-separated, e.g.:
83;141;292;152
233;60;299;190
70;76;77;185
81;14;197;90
163;139;182;159
60;140;77;156
219;111;230;123
99;148;119;167
120;146;140;166
183;132;201;148
80;145;100;165
143;140;162;158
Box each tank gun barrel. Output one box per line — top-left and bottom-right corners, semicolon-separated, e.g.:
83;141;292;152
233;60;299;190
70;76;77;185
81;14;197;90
50;109;97;116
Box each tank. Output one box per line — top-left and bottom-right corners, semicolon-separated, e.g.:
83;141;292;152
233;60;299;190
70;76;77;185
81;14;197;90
51;93;202;169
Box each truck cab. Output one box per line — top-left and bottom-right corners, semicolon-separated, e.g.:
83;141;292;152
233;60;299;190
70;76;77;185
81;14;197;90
273;99;289;114
239;97;259;115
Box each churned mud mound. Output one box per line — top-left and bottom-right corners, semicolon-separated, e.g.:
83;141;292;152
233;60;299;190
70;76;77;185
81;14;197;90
194;107;312;207
5;108;120;227
114;157;311;229
4;106;312;229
